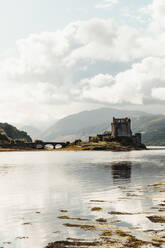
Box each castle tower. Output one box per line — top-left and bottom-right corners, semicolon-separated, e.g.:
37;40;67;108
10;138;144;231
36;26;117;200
111;117;132;138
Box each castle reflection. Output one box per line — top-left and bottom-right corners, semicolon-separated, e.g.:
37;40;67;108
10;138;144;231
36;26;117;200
111;162;132;183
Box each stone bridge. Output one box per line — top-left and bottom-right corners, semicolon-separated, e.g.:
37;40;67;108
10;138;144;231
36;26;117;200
38;142;67;149
0;142;67;149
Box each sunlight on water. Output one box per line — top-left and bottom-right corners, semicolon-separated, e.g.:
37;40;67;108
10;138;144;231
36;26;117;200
0;149;164;247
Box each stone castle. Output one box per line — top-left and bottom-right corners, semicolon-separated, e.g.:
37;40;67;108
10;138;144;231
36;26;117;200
111;117;132;138
89;117;142;146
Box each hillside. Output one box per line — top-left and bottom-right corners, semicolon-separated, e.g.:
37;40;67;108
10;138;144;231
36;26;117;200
42;108;165;145
0;128;11;143
42;108;148;141
0;123;32;143
132;115;165;145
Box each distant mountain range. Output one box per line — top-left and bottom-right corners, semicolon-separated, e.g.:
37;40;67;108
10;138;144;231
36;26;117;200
38;108;165;146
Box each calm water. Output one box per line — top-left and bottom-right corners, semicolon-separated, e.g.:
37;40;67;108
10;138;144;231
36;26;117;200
0;149;165;247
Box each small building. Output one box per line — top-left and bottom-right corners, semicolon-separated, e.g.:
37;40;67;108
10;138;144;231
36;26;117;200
132;133;142;146
89;131;111;142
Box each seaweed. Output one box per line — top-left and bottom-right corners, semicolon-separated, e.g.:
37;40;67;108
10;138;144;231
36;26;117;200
95;218;107;223
90;200;105;203
63;223;96;231
59;210;68;213
46;240;100;248
101;230;112;237
91;207;103;211
58;216;89;221
108;211;133;215
147;216;165;223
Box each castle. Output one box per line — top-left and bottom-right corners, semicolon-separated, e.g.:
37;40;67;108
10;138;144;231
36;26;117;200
111;117;132;138
89;117;142;146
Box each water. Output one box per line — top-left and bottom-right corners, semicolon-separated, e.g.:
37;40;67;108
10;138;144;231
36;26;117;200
0;149;165;247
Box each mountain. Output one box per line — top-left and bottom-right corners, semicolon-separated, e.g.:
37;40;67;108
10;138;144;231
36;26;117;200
21;125;42;141
42;108;149;142
0;123;32;143
132;115;165;145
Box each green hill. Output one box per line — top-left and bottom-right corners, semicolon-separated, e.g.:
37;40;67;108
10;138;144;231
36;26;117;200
132;115;165;145
0;123;32;144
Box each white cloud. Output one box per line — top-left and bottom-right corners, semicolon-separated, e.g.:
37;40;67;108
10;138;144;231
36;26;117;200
143;0;165;31
78;57;165;105
96;0;119;9
151;0;165;24
1;6;165;125
65;19;141;64
152;88;165;101
1;17;164;89
0;18;143;110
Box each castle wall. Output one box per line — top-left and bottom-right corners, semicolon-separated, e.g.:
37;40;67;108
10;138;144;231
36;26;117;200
111;118;132;138
132;133;142;146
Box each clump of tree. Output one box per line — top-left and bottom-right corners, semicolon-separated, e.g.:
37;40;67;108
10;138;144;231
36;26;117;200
74;139;82;145
14;138;27;144
34;139;44;143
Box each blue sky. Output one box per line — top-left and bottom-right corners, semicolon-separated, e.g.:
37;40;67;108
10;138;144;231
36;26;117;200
0;0;151;55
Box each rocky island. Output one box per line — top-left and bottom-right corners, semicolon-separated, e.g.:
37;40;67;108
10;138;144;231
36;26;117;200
61;117;146;151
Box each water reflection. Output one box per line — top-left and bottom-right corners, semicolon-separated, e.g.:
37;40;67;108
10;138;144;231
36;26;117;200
0;150;164;247
112;162;132;183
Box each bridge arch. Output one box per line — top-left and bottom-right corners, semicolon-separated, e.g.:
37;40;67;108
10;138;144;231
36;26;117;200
36;143;44;149
42;142;66;150
44;144;54;150
55;144;63;149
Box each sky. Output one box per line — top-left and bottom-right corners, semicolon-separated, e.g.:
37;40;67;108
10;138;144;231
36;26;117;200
0;0;165;127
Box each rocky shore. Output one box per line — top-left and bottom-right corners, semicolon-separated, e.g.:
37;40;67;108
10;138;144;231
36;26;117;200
46;179;165;248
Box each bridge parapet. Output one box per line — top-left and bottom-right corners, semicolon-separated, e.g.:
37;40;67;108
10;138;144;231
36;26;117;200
0;142;67;150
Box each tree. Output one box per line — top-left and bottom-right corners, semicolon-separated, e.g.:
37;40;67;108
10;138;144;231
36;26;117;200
35;139;44;143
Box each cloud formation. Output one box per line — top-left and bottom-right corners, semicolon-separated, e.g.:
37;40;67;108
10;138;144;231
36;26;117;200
95;0;119;9
149;0;165;30
1;0;165;125
78;57;165;105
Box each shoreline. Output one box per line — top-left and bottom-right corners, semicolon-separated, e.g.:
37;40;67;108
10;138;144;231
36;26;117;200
0;148;47;152
0;141;146;152
46;178;165;248
0;147;146;152
0;146;148;152
54;140;147;152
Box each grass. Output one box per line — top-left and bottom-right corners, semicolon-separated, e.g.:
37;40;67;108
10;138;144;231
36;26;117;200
59;140;145;152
